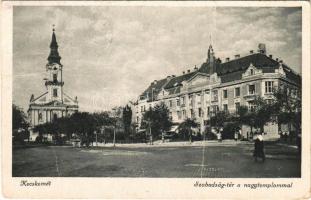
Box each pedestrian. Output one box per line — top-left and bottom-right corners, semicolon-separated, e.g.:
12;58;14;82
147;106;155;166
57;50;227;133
253;132;265;162
234;129;238;141
217;131;222;142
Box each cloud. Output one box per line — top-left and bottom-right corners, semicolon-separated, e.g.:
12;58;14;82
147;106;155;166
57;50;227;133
13;6;302;112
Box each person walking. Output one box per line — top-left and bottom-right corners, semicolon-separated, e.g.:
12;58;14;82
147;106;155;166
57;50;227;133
234;129;238;141
253;131;265;162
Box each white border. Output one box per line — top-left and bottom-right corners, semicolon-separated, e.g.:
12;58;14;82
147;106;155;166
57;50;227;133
1;1;310;199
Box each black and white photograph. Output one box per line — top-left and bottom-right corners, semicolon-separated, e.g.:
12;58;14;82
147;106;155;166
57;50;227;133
12;5;303;178
2;1;310;199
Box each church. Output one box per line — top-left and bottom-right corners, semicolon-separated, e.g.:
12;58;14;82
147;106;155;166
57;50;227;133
28;28;78;133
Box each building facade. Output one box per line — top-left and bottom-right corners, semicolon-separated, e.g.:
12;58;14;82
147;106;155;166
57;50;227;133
28;29;78;129
134;44;301;138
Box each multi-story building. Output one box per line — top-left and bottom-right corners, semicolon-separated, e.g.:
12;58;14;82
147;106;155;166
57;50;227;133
28;28;78;132
134;44;301;138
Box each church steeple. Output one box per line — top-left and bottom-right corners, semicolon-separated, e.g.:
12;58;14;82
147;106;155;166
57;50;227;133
47;26;61;65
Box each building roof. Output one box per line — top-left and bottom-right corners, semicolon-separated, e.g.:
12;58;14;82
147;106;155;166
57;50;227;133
164;71;196;89
140;78;170;101
217;53;301;84
139;47;301;99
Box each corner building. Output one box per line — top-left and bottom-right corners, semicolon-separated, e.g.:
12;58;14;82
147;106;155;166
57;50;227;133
135;44;301;139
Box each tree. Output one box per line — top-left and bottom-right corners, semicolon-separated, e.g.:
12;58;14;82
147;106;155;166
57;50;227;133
251;96;275;132
12;104;29;130
122;105;132;140
272;86;301;133
178;118;199;141
141;102;172;139
210;111;230;131
12;104;30;143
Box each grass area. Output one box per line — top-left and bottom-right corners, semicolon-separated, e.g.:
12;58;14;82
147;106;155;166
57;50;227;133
12;141;300;177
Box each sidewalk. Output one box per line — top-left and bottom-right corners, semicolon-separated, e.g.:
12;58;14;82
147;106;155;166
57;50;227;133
90;139;248;148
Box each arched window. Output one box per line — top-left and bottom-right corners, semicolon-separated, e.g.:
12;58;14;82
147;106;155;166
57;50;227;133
38;112;43;121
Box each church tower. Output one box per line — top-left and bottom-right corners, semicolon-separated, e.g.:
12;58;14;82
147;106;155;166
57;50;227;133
28;27;78;132
45;28;64;103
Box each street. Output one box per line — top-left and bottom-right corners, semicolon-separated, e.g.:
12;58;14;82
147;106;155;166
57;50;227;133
12;141;300;177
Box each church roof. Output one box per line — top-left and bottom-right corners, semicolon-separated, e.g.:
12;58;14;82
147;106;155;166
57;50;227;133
47;29;62;65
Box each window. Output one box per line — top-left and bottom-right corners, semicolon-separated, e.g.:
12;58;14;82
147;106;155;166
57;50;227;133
235;102;240;113
212;90;218;101
38;112;42;121
177;111;181;120
207;106;210;116
248;101;256;112
190;109;194;119
248;84;255;95
250;69;254;75
198;108;202;117
169;112;172;120
235;87;240;97
144;105;146;111
182;110;186;119
169;100;173;107
223;104;228;112
53;89;58;97
265;81;274;94
141;106;143;112
137;117;139;123
181;96;185;106
176;99;180;106
53;74;57;82
223;90;228;99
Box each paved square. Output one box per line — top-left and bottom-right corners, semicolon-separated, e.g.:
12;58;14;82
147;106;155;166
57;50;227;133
13;141;300;177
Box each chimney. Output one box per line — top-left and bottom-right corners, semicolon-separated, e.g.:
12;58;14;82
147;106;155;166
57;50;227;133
258;43;266;54
269;54;273;59
167;75;171;79
250;50;254;54
154;80;157;84
226;57;230;62
194;65;198;70
187;69;191;73
276;58;279;62
182;71;185;74
235;54;240;59
279;60;283;64
172;75;176;77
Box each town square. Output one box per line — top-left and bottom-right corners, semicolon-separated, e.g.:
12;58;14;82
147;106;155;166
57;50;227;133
12;6;302;178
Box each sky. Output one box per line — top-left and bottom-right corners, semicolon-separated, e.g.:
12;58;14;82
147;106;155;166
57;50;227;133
13;6;302;112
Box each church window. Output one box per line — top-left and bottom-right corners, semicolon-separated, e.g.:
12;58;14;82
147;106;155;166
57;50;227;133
38;112;42;121
53;74;57;82
53;113;58;121
53;89;58;97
